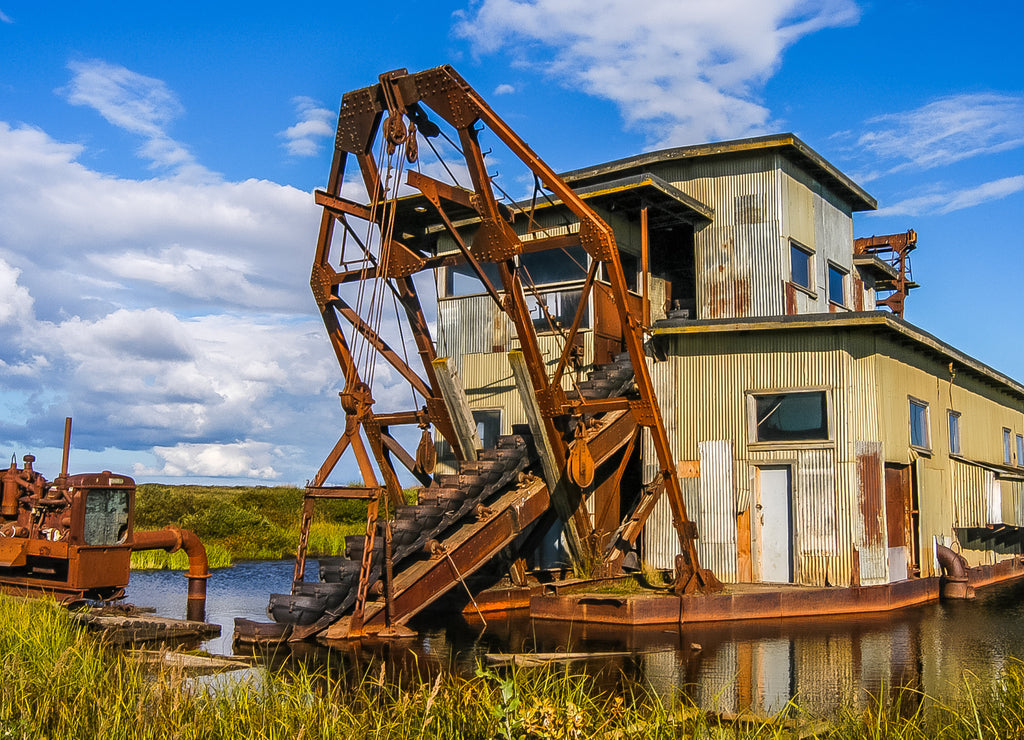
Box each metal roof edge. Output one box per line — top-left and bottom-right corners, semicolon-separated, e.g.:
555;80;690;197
573;172;715;223
562;133;877;213
653;311;1024;399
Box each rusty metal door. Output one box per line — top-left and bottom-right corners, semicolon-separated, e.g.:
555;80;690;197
884;463;913;579
756;466;793;583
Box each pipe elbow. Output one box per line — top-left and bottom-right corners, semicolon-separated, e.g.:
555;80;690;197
131;526;209;581
936;544;968;581
169;525;210;581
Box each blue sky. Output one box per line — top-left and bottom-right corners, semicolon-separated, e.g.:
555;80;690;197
1;1;1022;485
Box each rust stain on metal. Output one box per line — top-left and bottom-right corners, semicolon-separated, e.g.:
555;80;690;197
706;277;751;319
856;444;885;548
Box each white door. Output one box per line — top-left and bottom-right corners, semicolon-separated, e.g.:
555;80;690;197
758;466;792;583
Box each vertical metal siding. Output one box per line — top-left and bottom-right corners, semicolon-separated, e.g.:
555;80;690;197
644;359;696;569
658;155;784;321
1005;479;1024;527
987;472;1003;525
855;441;888;585
795;447;839;586
951;459;988;527
697;440;739;582
645;332;864;587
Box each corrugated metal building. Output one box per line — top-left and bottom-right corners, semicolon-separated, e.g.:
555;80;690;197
434;133;1024;586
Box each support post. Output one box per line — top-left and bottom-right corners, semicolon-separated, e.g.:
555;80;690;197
641;205;650;328
508;350;587;567
432;358;481;460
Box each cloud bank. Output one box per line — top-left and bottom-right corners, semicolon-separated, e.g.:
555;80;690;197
455;0;860;146
0;61;401;483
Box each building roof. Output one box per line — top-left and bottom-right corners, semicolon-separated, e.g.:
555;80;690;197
391;171;713;253
654;311;1024;401
562;134;878;214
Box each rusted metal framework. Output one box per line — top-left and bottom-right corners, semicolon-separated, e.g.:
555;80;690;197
291;66;719;638
854;229;918;317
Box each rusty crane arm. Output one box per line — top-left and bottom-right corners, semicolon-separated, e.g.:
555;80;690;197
308;66;719;592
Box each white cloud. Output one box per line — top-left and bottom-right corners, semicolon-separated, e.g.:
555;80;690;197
1;64;441;484
0;8;13;23
280;96;335;157
493;83;516;96
62;59;211;179
0;118;351;482
858;94;1024;173
0;258;34;327
455;0;859;146
0;122;318;314
871;175;1024;217
136;440;286;479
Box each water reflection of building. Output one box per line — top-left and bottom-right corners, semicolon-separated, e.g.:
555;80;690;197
467;610;927;716
284;578;1024;717
435;133;1024;588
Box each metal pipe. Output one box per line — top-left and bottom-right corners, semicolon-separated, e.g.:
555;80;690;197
936;544;974;600
60;417;71;479
131;526;211;621
936;543;968;580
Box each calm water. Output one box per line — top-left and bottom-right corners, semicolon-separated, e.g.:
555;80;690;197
127;562;1024;715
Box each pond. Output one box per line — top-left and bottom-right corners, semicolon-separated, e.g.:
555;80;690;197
127;562;1024;716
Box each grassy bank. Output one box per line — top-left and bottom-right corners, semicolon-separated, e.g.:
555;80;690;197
5;594;1024;739
130;485;366;569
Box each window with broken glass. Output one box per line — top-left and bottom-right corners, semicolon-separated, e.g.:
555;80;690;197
750;390;830;443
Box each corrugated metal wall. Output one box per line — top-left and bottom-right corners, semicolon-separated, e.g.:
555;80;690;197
794;447;840;585
855;441;888;585
644;330;884;587
437;294;509;366
644;153;861;322
951;459;990;528
1002;479;1024;527
695;440;739;581
671;157;786;320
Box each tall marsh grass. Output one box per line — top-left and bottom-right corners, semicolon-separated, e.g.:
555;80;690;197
132;485;371;567
7;594;1024;739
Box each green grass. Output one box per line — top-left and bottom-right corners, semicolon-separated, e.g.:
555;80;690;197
129;543;233;570
132;484;372;568
6;593;1024;739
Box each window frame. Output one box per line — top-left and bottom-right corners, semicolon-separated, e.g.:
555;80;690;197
909;397;931;452
947;410;961;455
472;409;503;450
746;388;834;449
1017;434;1023;469
789;240;814;295
1004;428;1014;465
827;262;848;308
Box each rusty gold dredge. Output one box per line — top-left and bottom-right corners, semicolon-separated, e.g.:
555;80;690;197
237;66;1024;645
4;65;1012;644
